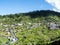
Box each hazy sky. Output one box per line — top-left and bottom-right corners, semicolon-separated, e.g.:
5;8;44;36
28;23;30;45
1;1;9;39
0;0;59;15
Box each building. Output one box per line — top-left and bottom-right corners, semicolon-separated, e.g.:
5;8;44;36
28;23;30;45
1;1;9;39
48;22;60;30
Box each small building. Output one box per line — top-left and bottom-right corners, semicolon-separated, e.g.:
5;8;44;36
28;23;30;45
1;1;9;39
8;36;18;43
48;22;60;30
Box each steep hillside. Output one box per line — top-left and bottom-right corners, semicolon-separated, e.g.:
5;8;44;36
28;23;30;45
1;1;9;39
0;10;60;45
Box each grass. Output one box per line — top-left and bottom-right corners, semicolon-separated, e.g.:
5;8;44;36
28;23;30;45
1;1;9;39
0;36;9;44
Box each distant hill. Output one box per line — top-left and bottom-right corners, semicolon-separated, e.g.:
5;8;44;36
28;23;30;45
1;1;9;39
25;10;60;18
1;10;60;18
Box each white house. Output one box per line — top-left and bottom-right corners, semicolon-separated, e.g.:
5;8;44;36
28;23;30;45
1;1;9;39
48;22;60;30
8;36;18;43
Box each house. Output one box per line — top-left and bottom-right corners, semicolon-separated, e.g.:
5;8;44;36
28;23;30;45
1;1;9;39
47;22;60;30
8;36;18;43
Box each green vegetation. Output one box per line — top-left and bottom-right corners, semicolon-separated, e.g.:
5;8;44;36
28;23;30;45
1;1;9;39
0;10;60;45
0;36;9;45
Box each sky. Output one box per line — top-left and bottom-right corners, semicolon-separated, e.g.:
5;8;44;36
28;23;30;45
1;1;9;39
0;0;60;15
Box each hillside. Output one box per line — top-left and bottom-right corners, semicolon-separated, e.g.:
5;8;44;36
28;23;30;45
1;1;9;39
0;10;60;45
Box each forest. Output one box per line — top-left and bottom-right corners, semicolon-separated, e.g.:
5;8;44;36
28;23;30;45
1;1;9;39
0;10;60;45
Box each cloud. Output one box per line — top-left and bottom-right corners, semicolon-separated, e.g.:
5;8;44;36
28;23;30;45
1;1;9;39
53;8;60;12
45;0;60;12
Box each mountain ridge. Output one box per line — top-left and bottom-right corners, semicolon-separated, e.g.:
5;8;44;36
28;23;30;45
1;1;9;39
1;10;60;18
